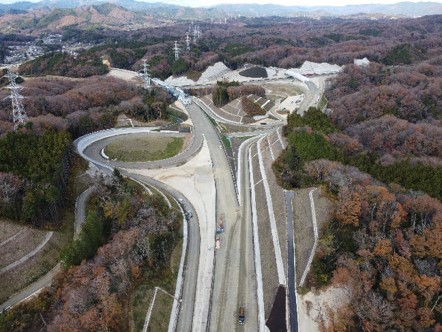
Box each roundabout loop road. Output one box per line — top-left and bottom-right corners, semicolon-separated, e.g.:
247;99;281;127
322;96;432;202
74;72;324;331
75;99;264;332
74;107;206;332
1;68;326;331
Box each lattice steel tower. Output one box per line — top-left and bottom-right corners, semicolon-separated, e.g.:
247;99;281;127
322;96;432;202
2;70;28;130
185;33;191;52
138;59;151;89
193;26;198;43
173;41;180;61
196;25;202;39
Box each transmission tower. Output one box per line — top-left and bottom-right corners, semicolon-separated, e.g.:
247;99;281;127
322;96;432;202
192;25;202;43
173;41;180;61
138;59;151;89
2;70;28;130
193;26;198;43
185;33;191;51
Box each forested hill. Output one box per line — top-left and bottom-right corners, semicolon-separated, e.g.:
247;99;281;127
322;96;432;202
0;75;174;226
1;1;442;18
272;10;442;330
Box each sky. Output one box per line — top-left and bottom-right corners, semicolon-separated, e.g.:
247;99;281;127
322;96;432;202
0;0;442;5
168;0;442;6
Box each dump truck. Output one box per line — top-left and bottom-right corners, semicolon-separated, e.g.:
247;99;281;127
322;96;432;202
238;306;245;325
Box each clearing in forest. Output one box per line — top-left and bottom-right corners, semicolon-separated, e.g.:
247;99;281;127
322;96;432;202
260;83;302;101
0;219;69;304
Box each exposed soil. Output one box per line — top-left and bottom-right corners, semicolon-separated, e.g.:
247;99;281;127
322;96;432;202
115;114;169;128
298;286;351;332
260;83;302;100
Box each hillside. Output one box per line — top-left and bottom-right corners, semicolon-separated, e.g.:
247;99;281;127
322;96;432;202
216;2;442;17
1;1;442;19
0;3;165;31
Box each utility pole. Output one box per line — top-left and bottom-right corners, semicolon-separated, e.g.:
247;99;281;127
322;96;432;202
138;59;151;89
2;69;28;130
173;41;180;61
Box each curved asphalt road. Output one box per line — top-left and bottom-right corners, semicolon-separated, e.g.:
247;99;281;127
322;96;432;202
126;174;200;332
74;74;323;331
1;70;322;330
81;100;261;331
74;186;94;239
83;131;203;170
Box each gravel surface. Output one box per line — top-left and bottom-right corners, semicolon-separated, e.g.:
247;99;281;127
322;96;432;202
293;61;342;76
165;75;196;86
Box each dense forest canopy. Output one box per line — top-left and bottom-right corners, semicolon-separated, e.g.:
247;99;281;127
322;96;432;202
0;76;174;136
0;74;175;226
0;130;72;225
10;14;440;82
0;174;181;331
271;14;442;331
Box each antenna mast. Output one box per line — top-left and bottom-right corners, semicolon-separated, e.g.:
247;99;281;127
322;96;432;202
173;41;180;61
138;59;151;89
2;70;28;130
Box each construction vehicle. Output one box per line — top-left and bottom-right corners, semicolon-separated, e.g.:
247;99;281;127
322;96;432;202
238;306;245;325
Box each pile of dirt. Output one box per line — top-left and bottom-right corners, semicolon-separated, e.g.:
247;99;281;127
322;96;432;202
165;75;195;86
197;62;231;84
239;66;268;78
